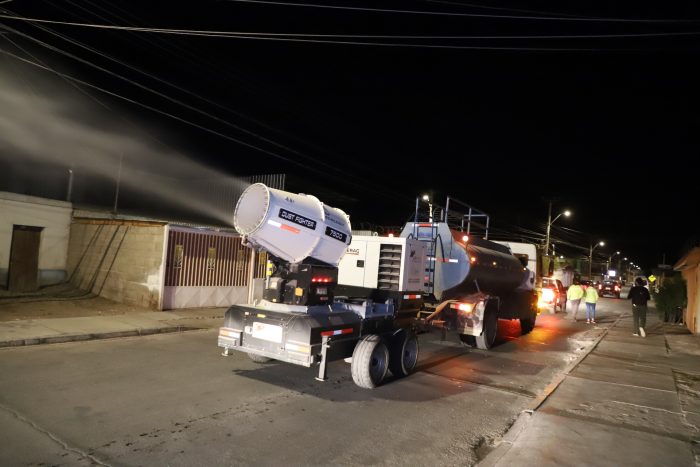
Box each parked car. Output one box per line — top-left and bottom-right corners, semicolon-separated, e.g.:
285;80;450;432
598;279;622;298
538;277;567;313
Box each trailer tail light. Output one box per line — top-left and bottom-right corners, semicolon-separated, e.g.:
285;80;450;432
312;277;332;283
450;302;474;313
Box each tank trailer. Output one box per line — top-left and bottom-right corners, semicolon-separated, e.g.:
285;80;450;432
218;184;538;389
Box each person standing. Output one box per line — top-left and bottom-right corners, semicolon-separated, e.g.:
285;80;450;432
566;280;585;321
628;277;652;337
584;283;599;324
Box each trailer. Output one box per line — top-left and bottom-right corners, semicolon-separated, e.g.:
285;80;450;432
218;183;426;388
218;184;538;389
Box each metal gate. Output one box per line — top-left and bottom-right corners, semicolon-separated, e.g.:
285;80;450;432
164;228;266;288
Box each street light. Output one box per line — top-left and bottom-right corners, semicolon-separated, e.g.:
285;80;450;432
588;240;605;279
544;201;571;259
422;194;433;222
607;250;621;271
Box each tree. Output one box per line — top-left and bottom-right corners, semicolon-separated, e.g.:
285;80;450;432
652;275;687;322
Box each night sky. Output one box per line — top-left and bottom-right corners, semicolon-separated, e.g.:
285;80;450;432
1;1;699;271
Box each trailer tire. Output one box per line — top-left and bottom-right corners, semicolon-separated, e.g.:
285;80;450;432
351;334;389;389
248;353;272;363
389;330;419;378
475;309;498;350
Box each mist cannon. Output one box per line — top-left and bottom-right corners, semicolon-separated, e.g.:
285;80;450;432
233;183;352;266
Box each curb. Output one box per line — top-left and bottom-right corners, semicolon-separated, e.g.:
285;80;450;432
476;313;625;467
0;325;201;348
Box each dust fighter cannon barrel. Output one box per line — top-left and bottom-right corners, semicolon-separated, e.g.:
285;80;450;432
233;183;352;265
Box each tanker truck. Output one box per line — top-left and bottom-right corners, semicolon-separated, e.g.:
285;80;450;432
340;196;538;350
218;183;426;389
218;184;538;389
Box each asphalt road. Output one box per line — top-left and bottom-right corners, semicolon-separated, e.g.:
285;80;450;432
0;298;628;467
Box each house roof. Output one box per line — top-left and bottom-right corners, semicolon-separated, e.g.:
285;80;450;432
674;247;700;271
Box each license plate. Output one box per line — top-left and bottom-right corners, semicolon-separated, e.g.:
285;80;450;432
251;322;283;343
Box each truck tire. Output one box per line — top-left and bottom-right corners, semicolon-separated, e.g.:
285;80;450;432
351;334;389;389
389;329;419;378
459;334;477;347
475;310;498;350
248;353;272;363
520;306;537;335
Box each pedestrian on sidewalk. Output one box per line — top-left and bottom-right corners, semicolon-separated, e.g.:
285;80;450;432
629;277;651;337
566;280;585;321
584;283;599;324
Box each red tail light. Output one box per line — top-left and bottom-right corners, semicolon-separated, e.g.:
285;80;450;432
614;285;620;291
312;277;332;283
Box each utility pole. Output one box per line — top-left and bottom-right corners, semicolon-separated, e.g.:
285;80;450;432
589;241;605;279
544;200;553;260
66;163;74;202
113;153;123;213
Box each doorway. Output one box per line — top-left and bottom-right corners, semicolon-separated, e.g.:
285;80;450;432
8;225;43;292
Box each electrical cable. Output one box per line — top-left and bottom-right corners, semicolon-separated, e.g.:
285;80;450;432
223;0;700;23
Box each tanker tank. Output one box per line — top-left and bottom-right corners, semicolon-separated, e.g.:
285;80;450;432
401;222;527;301
233;183;352;266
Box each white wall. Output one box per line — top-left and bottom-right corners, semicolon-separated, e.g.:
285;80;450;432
0;192;72;286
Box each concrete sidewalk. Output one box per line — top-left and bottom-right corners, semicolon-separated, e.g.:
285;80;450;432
0;307;226;348
480;311;700;466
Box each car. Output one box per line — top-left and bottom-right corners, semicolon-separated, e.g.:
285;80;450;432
598;279;622;298
538;277;567;313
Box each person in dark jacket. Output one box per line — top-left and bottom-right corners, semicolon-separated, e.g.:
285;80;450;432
628;277;651;337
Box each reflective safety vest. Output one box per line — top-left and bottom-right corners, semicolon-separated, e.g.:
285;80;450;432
567;285;584;300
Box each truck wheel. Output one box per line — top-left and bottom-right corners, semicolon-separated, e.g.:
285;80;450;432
389;330;419;377
351;334;389;389
475;310;498;350
520;306;537;335
248;353;272;363
459;334;476;347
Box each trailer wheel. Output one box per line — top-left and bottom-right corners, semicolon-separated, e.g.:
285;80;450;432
248;353;272;363
475;310;498;350
389;330;419;377
459;334;476;347
351;334;389;389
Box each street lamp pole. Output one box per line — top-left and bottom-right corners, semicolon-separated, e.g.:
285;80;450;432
543;200;570;267
607;251;621;272
588;241;605;279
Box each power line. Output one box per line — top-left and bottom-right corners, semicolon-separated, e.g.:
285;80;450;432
2;13;700;42
423;0;587;18
223;0;700;23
